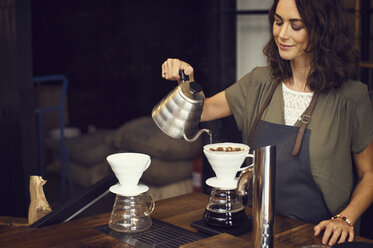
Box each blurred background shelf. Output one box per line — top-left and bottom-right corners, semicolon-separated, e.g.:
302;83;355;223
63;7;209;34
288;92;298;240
360;61;373;69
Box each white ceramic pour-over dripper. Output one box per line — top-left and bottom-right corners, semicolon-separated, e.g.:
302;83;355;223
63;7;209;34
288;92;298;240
107;153;151;196
203;143;254;189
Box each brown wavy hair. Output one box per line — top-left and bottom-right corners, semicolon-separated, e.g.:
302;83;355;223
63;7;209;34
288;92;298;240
263;0;359;92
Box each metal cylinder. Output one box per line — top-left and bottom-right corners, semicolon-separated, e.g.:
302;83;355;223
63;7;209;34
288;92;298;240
252;145;276;248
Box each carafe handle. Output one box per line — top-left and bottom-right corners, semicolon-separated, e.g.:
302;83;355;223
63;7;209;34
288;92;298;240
237;165;254;196
144;193;155;216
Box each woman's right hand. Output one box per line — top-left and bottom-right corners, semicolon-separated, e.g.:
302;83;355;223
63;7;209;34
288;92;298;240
161;58;194;83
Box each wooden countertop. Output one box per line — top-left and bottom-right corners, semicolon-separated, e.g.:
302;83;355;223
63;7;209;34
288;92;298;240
0;192;372;247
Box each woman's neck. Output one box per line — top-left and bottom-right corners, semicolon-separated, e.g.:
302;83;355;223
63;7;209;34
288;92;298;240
285;58;312;93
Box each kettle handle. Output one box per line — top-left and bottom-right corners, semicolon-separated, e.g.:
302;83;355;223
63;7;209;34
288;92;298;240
183;128;211;142
179;70;189;84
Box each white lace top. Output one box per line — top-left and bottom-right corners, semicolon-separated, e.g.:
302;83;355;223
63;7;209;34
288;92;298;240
282;82;314;126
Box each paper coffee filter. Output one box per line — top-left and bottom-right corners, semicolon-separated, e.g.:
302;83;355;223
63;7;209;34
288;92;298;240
203;142;250;153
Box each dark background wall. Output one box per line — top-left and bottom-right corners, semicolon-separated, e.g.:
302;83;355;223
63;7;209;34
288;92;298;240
0;0;239;217
0;0;37;218
31;0;241;195
31;0;235;131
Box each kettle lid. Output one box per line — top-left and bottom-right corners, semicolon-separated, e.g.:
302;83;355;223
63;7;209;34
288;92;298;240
179;81;205;102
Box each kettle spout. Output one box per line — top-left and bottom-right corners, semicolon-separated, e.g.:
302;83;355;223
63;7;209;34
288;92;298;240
183;128;211;142
237;165;253;197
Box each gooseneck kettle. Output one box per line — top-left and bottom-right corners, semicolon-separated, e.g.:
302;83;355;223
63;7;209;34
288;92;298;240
152;70;211;142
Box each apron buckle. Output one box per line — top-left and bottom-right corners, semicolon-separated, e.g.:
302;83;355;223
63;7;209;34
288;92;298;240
301;114;311;124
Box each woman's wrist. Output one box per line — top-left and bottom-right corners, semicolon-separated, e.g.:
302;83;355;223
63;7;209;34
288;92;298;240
331;214;353;227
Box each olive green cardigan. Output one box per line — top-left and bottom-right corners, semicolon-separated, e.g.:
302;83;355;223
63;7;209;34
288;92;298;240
225;66;373;216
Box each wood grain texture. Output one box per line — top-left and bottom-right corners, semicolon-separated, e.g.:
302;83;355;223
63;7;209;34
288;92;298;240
180;233;250;248
0;192;371;248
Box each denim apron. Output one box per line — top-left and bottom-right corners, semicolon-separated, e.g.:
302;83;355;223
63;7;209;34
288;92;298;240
248;82;331;224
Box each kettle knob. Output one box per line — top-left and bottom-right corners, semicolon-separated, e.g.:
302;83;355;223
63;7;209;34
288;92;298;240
190;82;202;94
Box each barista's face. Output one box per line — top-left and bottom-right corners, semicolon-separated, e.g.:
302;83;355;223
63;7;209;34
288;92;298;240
273;0;310;63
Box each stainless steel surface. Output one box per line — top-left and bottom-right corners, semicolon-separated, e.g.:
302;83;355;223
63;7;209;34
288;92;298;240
237;165;253;196
237;146;276;248
152;80;211;142
252;145;276;248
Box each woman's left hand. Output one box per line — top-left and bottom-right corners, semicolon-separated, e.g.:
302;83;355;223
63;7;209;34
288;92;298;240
314;218;354;246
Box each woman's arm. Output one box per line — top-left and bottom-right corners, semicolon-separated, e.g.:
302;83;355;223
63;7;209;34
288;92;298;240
314;140;373;246
201;91;232;122
161;58;232;122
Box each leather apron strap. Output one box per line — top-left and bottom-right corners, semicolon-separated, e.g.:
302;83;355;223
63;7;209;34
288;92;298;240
248;81;279;142
292;92;319;155
248;81;320;156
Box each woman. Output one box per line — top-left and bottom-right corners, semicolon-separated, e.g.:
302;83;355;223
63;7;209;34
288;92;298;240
161;0;373;245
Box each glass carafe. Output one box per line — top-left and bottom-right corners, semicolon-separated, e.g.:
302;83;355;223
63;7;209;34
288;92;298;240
203;187;246;227
109;192;155;233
